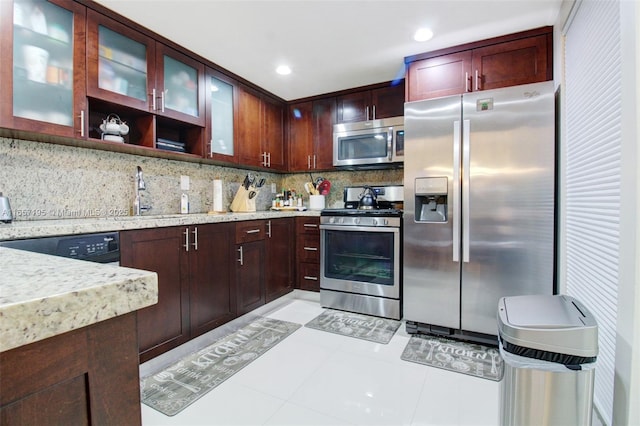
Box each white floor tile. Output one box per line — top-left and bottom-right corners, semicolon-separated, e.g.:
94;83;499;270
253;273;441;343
265;402;357;426
290;350;428;426
231;330;336;400
141;295;500;426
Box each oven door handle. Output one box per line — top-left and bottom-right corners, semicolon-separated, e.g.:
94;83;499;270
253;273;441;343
319;224;399;233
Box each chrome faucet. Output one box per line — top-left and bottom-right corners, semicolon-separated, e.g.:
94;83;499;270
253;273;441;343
134;166;152;215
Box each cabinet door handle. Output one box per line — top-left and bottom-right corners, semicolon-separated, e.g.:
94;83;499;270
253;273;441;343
313;155;317;169
267;152;271;167
303;223;318;228
245;229;261;234
303;246;318;251
465;72;471;92
267;221;272;238
303;276;318;281
151;88;157;111
475;70;480;91
237;246;244;265
161;90;166;112
183;227;189;252
372;105;376;120
192;227;198;250
78;110;85;137
307;155;311;169
365;106;369;121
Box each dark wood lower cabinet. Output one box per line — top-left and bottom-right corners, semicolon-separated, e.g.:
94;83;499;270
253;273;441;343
121;226;190;363
266;218;295;302
121;220;294;362
0;312;142;426
236;239;266;314
121;223;236;362
295;217;321;292
189;223;237;338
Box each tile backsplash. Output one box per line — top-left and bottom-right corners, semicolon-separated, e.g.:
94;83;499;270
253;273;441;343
0;137;402;221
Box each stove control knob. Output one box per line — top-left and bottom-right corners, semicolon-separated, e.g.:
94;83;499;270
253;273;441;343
329;217;335;224
354;218;361;225
382;219;388;226
372;219;378;226
339;217;344;224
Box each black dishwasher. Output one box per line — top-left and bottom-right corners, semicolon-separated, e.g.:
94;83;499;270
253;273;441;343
0;232;120;264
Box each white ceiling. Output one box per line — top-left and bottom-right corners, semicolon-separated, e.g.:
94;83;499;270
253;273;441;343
93;0;562;101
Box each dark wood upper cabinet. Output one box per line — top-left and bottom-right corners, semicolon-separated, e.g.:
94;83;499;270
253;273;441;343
288;101;313;171
0;0;87;138
87;10;205;126
288;98;336;172
312;97;336;170
206;68;239;164
262;95;286;170
406;27;552;101
237;87;286;170
406;51;473;101
471;35;550;91
336;83;405;123
86;9;156;113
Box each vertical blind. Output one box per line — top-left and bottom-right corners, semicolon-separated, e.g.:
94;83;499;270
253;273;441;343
564;0;621;423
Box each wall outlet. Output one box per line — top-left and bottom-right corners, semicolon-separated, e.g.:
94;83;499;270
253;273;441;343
271;183;277;194
180;175;190;191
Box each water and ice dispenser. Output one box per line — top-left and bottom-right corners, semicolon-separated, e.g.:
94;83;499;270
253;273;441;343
414;177;448;222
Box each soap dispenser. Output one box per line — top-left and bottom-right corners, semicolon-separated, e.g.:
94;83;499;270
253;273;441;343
0;192;13;223
180;193;189;214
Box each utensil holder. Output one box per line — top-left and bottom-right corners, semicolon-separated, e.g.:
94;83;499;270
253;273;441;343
309;195;325;210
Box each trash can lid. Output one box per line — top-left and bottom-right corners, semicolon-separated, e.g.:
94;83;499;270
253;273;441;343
498;295;598;358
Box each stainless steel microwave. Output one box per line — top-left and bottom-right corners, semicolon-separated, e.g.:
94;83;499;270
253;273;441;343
333;116;404;168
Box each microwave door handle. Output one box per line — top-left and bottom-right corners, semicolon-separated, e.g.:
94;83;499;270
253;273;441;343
387;129;393;161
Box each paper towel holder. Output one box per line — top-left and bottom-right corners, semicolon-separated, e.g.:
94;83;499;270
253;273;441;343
209;177;227;214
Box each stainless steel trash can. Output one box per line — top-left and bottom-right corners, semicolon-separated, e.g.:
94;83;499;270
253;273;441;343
498;295;598;426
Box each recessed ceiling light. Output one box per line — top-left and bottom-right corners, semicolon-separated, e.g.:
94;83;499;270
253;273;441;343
276;65;292;75
414;28;433;42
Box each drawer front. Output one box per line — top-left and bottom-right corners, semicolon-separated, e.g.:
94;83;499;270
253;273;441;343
297;234;320;262
235;220;265;244
297;262;320;292
295;217;320;235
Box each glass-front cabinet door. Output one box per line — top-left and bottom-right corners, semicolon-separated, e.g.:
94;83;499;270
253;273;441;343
1;0;86;137
207;71;237;162
156;44;205;126
86;9;155;112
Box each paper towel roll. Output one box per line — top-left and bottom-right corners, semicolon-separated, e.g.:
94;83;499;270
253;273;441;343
213;179;223;212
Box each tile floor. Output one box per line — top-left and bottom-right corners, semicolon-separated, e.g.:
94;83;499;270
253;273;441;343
140;291;500;426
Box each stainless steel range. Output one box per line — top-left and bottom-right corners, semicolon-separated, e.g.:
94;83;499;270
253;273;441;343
320;185;403;320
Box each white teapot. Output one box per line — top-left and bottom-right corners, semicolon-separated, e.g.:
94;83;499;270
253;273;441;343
99;114;129;136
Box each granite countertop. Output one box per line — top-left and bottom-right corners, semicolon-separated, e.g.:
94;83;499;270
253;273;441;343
0;210;321;241
0;247;158;353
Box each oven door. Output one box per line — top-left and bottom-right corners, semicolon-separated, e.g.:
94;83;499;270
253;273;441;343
320;224;400;299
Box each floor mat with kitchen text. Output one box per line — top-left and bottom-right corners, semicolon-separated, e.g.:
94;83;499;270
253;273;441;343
140;317;301;416
401;334;503;381
305;309;401;344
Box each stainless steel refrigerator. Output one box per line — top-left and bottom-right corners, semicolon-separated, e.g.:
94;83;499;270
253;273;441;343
403;81;556;339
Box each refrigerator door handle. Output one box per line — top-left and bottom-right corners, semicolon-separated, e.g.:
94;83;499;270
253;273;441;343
462;119;471;263
453;121;461;262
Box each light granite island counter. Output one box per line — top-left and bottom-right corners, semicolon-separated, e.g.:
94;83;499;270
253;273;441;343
0;247;158;425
